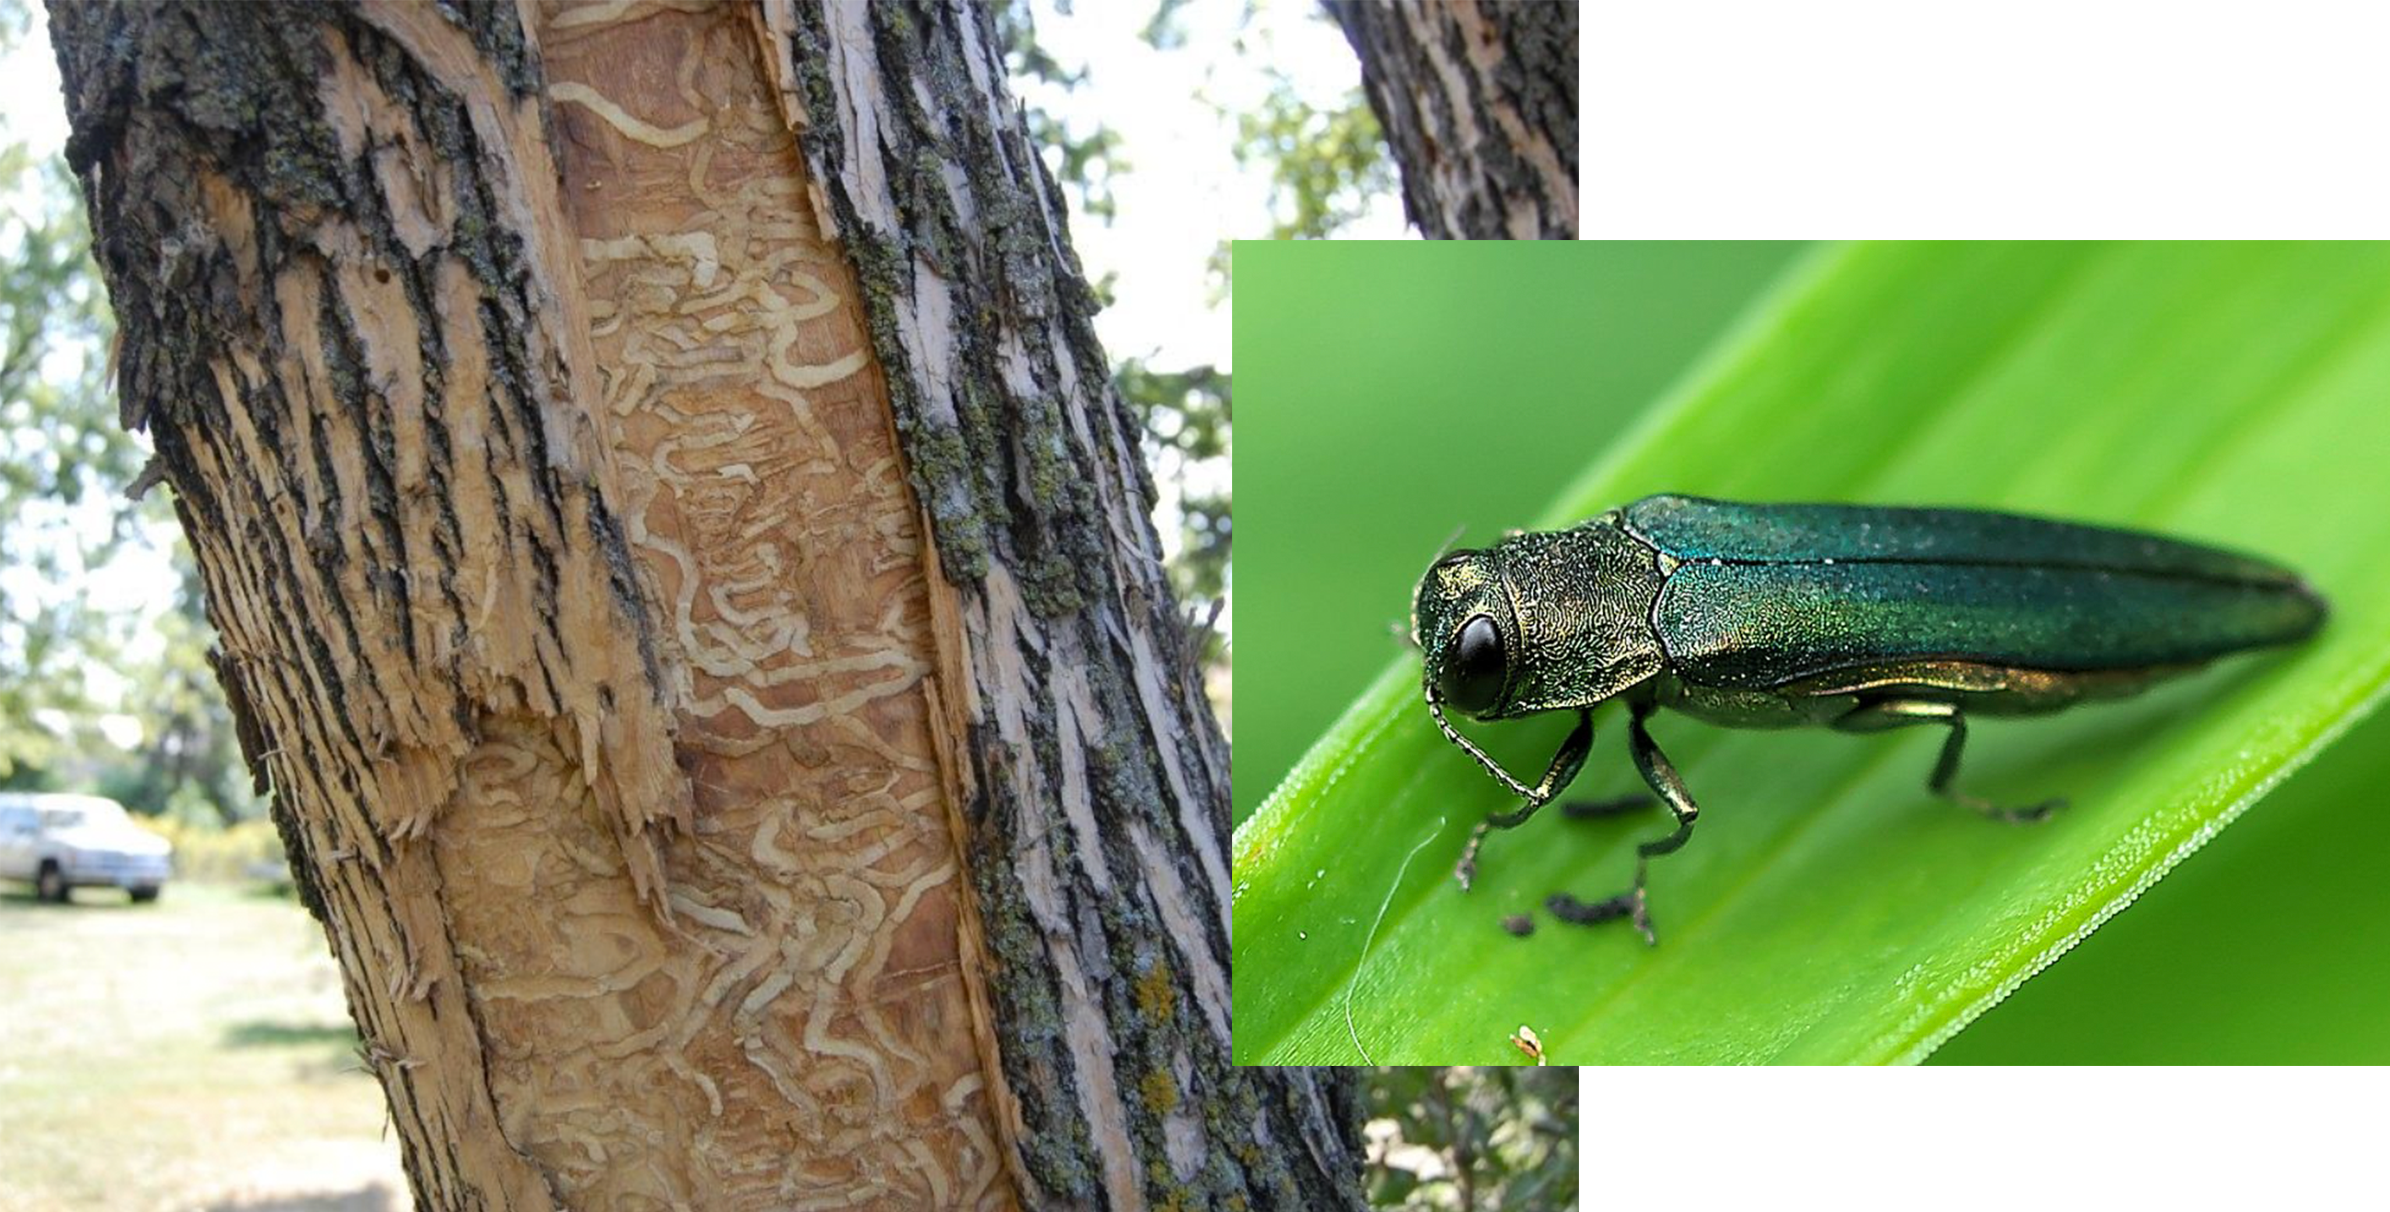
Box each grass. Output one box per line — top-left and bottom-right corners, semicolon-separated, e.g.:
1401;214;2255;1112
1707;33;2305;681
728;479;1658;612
1234;241;2390;1064
0;882;403;1211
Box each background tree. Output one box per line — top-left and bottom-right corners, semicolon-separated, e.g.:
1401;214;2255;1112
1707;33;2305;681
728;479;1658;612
1324;0;1579;239
1227;48;1396;243
1362;1066;1577;1210
90;536;262;826
0;0;127;783
49;1;1353;1208
1;0;259;831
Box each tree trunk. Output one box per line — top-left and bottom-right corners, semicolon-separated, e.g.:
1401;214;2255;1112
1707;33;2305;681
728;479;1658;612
49;1;1359;1208
1325;0;1579;239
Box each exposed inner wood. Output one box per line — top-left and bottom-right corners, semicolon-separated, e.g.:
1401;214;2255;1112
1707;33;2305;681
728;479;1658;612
509;1;1012;1205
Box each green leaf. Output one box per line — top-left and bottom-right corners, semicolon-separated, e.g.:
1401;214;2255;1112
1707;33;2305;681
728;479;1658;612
1931;667;2390;1063
1233;242;2390;1064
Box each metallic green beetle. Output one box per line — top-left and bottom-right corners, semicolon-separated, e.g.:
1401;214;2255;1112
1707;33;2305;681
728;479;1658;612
1412;494;2327;944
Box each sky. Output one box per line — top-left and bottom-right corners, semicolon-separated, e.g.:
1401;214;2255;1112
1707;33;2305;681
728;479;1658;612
0;0;1390;727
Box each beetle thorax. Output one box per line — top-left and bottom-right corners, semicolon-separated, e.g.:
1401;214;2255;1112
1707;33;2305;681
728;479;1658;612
1491;518;1670;716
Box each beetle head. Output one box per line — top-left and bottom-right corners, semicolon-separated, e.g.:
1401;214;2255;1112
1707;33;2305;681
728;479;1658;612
1413;517;1670;721
1412;548;1522;720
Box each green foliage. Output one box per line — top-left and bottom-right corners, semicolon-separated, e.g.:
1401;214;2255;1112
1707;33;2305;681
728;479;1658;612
0;1;254;825
1138;0;1206;52
135;815;286;884
1235;241;2390;1064
1232;72;1392;241
1362;1066;1575;1210
0;12;132;781
1205;6;1394;300
91;536;263;825
1115;357;1230;602
998;0;1129;223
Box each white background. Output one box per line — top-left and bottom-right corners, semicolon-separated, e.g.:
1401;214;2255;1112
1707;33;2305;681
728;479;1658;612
1586;0;2390;237
1581;1064;2375;1206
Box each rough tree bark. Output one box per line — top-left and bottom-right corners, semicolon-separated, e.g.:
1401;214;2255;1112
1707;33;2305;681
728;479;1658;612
50;1;1359;1208
1325;0;1579;239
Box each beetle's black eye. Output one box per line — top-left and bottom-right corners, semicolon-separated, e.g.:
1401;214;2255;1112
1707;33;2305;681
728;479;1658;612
1439;614;1506;715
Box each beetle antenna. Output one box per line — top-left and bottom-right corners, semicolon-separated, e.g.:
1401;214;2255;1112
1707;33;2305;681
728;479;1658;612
1347;813;1445;1064
1427;697;1542;801
1387;618;1417;648
1433;523;1468;560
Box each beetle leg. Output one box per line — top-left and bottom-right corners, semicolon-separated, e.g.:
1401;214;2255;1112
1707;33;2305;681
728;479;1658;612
1448;707;1593;890
1548;703;1697;945
1833;698;2065;824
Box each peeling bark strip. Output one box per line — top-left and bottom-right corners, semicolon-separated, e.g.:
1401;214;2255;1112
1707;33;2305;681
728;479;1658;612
1327;0;1580;240
53;2;689;1206
771;2;1366;1209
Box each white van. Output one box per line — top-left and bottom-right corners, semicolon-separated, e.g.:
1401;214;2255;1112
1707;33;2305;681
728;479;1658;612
0;792;173;903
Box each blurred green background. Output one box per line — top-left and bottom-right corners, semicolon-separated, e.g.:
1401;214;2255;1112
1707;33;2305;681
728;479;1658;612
1235;240;2390;1064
